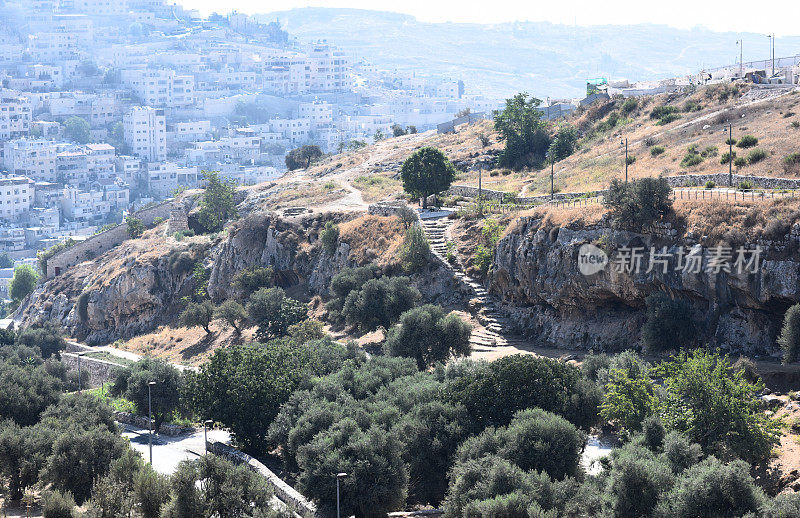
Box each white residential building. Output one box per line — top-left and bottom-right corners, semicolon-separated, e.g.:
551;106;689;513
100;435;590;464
146;162;199;198
124;106;166;162
115;155;142;184
307;43;352;92
0;177;35;221
268;118;310;146
121;68;195;108
3;139;58;182
0;96;32;140
298;101;334;128
27;32;79;62
168;120;211;143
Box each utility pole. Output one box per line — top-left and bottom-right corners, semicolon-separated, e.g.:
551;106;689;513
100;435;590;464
550;158;554;200
622;138;628;182
728;123;733;186
737;39;743;77
767;34;775;76
478;164;482;216
148;381;156;465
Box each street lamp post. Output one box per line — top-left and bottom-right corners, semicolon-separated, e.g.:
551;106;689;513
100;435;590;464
336;472;348;518
621;139;628;182
203;419;213;456
148;381;156;465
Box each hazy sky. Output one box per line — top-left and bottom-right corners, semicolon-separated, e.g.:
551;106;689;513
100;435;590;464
183;0;800;36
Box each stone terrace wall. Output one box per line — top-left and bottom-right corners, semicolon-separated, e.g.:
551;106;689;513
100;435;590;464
444;185;606;203
208;441;319;518
667;173;800;189
61;351;125;388
46;200;179;278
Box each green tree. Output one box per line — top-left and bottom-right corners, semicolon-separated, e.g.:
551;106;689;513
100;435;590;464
15;323;66;359
196;171;238;234
126;216;144;239
341;276;420;331
213;300;246;334
63;116;90;144
606;444;675;518
0;421;45;500
161;456;274;518
191;342;315;454
604;177;673;230
246;287;307;340
232;265;274;298
548;124;579;162
296;418;408;518
400;147;457;209
285;145;323;170
779;303;800;363
43;428;127;504
600;367;659;432
0;252;13;268
0;362;62;426
654;457;766;518
42;489;76;518
399;224;430;272
320;221;340;255
655;349;781;463
180;301;214;334
134;464;171;518
384;305;471;369
9;264;39;303
444;354;600;431
115;358;182;433
494;92;551;169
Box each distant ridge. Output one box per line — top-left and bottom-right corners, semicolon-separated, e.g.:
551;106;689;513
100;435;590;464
256;7;800;99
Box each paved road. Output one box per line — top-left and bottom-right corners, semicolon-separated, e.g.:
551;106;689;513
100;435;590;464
121;423;231;475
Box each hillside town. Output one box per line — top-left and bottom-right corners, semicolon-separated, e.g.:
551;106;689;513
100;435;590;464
0;0;500;286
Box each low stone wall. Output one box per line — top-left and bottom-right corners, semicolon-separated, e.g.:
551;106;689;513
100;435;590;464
61;351;125;388
208;441;318;518
368;201;407;217
113;411;194;437
667;173;800;189
444;185;606;204
46;199;180;278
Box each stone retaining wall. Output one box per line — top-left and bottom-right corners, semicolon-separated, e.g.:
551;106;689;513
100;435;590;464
61;351;125;388
46;199;180;278
208;441;318;518
113;411;194;437
667;173;800;189
368;201;407;217
444;185;606;204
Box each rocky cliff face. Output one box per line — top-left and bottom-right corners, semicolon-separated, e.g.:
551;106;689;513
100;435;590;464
15;210;464;345
489;217;800;356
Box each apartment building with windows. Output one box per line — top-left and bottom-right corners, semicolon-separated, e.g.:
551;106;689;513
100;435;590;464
3;139;58;182
124;106;166;162
0;177;35;221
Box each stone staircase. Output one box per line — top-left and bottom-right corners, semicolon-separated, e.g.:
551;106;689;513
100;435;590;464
420;212;526;349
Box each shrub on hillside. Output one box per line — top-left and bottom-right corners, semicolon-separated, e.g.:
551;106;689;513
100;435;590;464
720;150;736;164
747;149;768;164
779;303;800;363
626;155;637;165
680;150;703;168
232;265;274;298
42;490;76;518
650;105;679;120
736;135;759;148
400;224;430;272
604;177;672;230
641;292;695;353
621;97;639;115
783;152;800;174
734;157;747;168
650;145;665;157
319;221;339;255
654;457;766;517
